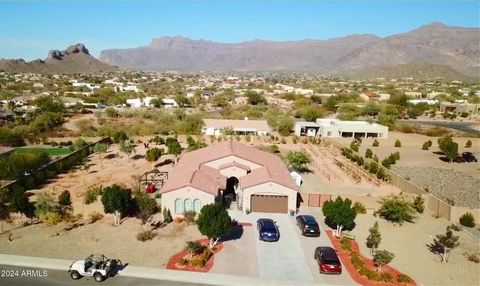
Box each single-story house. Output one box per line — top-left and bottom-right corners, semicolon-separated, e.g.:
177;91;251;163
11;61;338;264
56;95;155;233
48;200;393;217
316;118;389;139
202;119;271;136
160;141;299;217
294;121;321;137
440;102;480;114
360;92;390;101
408;99;438;105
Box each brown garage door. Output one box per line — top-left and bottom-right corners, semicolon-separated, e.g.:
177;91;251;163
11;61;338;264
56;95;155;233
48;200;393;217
251;194;288;213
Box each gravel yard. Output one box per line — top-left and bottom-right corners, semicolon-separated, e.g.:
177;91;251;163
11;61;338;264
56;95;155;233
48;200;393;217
392;166;480;208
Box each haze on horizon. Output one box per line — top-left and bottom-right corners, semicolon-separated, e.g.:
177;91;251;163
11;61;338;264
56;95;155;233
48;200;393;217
0;0;479;60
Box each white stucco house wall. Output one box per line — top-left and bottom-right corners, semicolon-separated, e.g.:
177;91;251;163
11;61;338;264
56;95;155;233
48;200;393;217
316;118;389;139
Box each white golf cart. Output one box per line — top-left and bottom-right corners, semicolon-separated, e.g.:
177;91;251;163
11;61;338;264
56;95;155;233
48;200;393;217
68;254;121;282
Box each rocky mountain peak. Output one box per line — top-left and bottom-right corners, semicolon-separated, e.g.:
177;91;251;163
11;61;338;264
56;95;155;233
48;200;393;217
47;43;90;60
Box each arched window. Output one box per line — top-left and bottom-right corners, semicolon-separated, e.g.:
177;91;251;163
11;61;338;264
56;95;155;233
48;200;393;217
193;199;201;213
175;198;183;214
184;199;192;212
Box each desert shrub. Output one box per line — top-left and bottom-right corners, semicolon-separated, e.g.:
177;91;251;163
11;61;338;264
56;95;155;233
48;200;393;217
112;131;128;143
412;195;425;213
84;185;103;204
372;139;379;147
350;252;364;269
88;211;104;224
189;257;206;268
62;213;83;223
393;151;400;161
372;154;379;162
353;202;367;214
377;196;416;224
301;137;308;144
42;211;62;226
381;158;391;169
422;141;430;150
467;253;480;263
376;167;387;180
136;229;155;241
245;135;251;142
365;148;373;158
200;248;213;262
465;140;472;148
397;273;413;283
292;137;298;144
394;139;402;147
350;140;359;152
145;147;164;162
58;190;71;207
341;236;352;251
380;272;393;283
459;212;475;228
184;210;197;225
269;144;279;153
281;137;287;144
369;162;378;174
185;240;203;258
178;258;188;266
35;193;59;217
162;207;172;223
450;223;462;232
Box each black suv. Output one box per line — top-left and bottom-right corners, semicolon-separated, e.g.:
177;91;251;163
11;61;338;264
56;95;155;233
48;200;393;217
462;152;478;163
296;215;320;237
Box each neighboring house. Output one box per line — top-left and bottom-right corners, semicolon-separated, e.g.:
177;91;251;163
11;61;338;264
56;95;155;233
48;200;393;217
126;97;178;108
427;92;448;99
161;98;179;108
316;118;389;139
359;92;380;101
440;102;480;114
408;99;438;105
405;91;423;98
202;118;271;136
294;121;321;137
160;141;298;217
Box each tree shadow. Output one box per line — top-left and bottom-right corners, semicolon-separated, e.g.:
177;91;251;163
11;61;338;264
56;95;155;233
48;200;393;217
221;223;244;243
432;151;445;156
155;159;174;167
131;154;144;160
104;154;116;160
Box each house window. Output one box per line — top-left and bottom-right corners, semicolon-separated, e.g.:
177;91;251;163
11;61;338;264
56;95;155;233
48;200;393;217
193;199;201;213
184;199;192;212
175;199;183;214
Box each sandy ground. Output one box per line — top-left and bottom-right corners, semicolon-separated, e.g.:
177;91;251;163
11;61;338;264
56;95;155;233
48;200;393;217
334;132;480;178
350;212;480;286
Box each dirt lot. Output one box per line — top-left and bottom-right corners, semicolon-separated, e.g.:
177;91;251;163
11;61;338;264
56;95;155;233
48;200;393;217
0;142;202;268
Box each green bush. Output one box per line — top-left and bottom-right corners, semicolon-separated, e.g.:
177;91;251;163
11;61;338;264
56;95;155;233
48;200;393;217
58;190;71;206
372;139;379;147
422;141;430;150
465;140;472;148
136;229;155;241
393;151;400;161
381;158;391;169
365;148;373;158
145;147;164;162
350;140;359;152
84;185;103;204
353;202;367;214
397;273;413;283
341;236;352;251
189;257;206;268
41;211;62;226
178;258;188;266
369;162;378;174
459;213;475;228
112;131;128;143
184;211;197;225
377;196;416;224
412;195;425;214
394;139;402;147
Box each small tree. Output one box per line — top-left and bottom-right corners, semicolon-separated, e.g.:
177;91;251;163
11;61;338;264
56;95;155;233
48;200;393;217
430;226;459;263
422;141;430;150
286;151;311;172
197;204;232;248
34;192;59;218
162;207;172;223
58;190;71;207
374;250;395;271
185;241;203;259
9;188;35;221
101;184;133;226
438;136;459;162
350;140;359;152
373;154;379;162
167;141;182;156
372;139;379;147
412;195;425;213
459;212;475;227
135;192;157;224
465;140;472;148
146;147;164;162
322;197;357;236
377;196;416;224
365;148;373;158
120;140;136;160
394;139;402;147
0;201;10;234
366;221;382;255
270;144;279;153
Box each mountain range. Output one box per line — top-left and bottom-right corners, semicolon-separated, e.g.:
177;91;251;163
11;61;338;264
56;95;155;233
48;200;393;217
0;44;116;74
99;22;479;80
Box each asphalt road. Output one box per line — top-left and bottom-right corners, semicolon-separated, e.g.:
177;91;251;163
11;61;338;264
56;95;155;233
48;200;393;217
398;119;480;134
0;265;206;286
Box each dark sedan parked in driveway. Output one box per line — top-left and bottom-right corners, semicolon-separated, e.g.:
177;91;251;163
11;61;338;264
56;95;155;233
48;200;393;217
296;215;320;237
314;247;342;274
257;218;279;242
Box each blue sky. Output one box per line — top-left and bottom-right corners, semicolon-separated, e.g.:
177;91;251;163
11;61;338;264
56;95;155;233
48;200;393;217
0;0;478;60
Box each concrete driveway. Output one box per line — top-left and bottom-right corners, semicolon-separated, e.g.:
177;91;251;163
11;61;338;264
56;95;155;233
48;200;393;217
246;213;314;282
297;207;357;285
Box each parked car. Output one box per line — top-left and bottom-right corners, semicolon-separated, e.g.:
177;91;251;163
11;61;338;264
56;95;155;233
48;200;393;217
257;218;279;242
68;254;121;282
314;247;342;274
296;215;320;237
462;152;478;162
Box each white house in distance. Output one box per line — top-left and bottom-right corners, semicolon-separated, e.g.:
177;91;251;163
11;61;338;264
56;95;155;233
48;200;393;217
126;97;178;108
160;141;298;217
408;99;438;105
360;91;390;101
315;119;389;139
294;121;321;137
202;118;271;136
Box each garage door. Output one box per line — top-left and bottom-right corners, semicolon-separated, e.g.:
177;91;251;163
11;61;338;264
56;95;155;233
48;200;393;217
251;194;288;213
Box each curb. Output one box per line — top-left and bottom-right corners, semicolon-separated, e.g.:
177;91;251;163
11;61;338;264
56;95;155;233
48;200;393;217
0;253;324;286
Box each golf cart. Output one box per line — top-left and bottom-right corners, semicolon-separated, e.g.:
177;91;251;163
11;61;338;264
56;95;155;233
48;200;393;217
68;254;121;282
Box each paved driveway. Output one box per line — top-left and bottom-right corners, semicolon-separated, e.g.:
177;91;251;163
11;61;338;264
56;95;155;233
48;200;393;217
246;213;314;282
297;207;357;285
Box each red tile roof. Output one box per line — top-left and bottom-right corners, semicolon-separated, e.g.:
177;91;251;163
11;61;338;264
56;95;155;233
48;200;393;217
362;91;380;98
160;141;297;195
